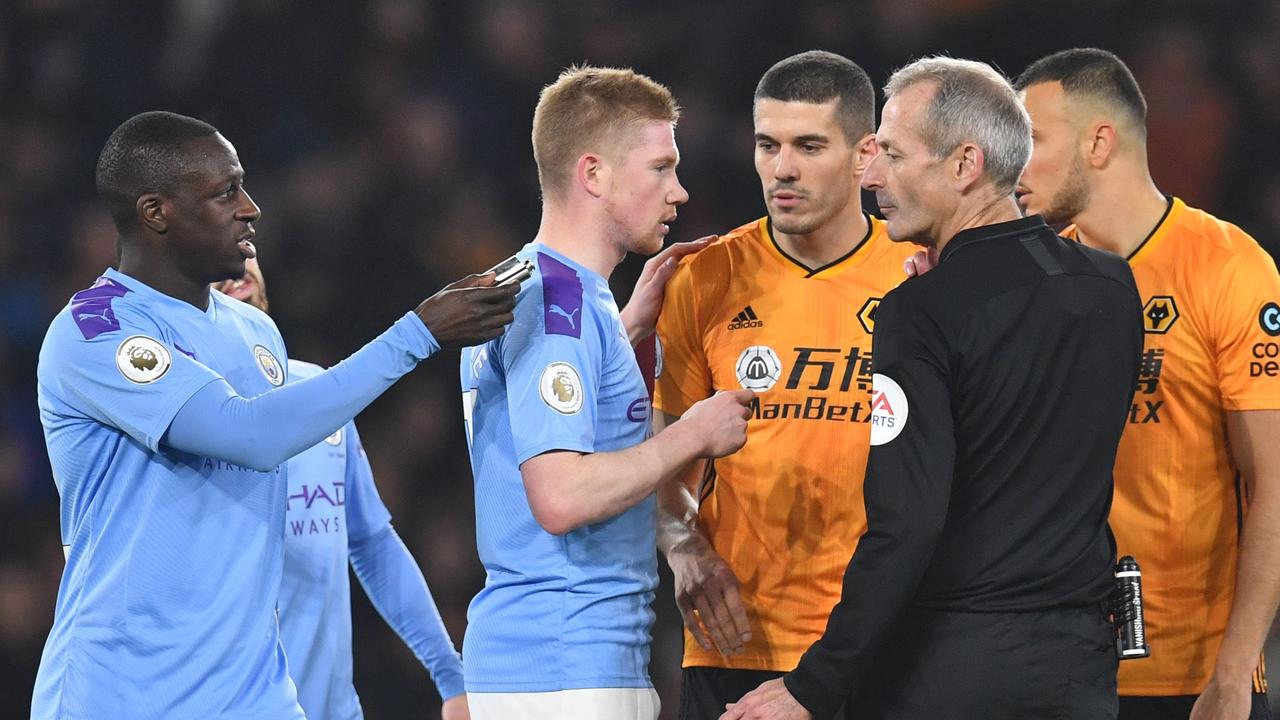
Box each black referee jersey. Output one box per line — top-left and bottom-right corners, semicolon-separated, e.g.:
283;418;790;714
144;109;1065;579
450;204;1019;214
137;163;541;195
784;215;1143;718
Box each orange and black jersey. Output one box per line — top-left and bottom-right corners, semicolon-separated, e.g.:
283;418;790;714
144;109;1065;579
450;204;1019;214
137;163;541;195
1066;197;1280;696
654;214;913;672
785;216;1143;719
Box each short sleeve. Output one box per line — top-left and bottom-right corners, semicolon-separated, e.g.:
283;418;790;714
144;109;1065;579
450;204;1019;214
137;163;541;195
1210;237;1280;411
39;305;223;452
343;422;393;545
500;292;603;464
654;258;713;417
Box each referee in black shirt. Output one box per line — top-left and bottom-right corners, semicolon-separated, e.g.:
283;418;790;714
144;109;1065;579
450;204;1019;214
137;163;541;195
722;57;1143;720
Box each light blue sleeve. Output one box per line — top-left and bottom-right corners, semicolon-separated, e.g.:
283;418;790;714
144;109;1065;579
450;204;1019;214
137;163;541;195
500;301;602;464
40;307;223;453
343;423;392;543
164;312;438;471
349;526;466;700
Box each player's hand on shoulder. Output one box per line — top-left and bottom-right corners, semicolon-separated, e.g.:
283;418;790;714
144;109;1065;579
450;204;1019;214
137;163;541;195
620;235;714;343
668;531;751;655
682;389;754;458
903;246;939;278
416;271;518;348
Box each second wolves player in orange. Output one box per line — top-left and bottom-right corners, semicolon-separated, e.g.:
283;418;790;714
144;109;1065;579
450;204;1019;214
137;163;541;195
1016;48;1280;720
653;51;915;720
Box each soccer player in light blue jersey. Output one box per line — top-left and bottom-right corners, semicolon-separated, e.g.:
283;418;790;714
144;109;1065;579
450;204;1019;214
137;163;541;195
459;67;756;720
217;258;469;720
34;111;515;720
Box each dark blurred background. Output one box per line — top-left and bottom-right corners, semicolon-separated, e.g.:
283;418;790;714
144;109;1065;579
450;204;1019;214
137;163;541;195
2;0;1279;717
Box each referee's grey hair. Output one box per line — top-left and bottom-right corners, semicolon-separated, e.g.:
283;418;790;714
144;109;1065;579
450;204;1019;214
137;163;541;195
884;57;1032;194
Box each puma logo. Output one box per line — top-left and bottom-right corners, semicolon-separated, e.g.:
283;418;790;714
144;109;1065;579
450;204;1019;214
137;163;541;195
549;304;580;329
77;309;112;323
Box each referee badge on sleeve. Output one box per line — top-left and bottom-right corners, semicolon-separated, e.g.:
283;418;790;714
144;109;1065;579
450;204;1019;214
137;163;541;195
869;373;909;446
540;362;584;415
115;335;172;384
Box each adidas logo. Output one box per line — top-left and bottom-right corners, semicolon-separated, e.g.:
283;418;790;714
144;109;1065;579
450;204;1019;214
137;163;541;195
727;305;764;330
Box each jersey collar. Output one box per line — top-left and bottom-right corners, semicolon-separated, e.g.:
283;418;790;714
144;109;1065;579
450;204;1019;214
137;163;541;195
1125;196;1180;266
939;215;1049;264
762;212;879;279
103;267;218;320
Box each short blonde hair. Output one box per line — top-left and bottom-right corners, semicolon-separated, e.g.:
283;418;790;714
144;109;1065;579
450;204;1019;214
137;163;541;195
532;65;680;200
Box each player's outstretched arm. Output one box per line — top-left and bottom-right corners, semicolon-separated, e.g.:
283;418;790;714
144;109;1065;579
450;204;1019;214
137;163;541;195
619;236;712;346
655;411;752;656
164;271;515;471
520;390;754;535
1192;409;1280;720
415;272;518;349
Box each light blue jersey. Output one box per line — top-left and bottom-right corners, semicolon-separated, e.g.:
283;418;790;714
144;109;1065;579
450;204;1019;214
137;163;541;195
459;243;656;693
279;360;463;720
34;268;299;719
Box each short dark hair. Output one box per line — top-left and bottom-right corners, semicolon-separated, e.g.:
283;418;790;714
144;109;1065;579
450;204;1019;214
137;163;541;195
1014;48;1147;131
754;50;876;142
95;111;220;229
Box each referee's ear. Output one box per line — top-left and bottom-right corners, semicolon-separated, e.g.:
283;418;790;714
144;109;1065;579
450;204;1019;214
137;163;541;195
950;142;986;193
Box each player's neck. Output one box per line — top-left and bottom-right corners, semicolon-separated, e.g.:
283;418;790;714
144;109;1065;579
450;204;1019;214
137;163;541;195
534;208;621;280
770;201;868;270
1072;169;1167;259
118;243;212;311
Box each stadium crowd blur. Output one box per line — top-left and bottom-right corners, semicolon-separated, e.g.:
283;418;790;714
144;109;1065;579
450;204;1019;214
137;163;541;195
2;1;1279;717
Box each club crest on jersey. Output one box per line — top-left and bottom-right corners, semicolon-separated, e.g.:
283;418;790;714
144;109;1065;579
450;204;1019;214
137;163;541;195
1141;296;1179;334
857;298;882;335
254;345;285;386
115;335;172;384
735;345;783;392
1260;302;1280;337
868;373;908;446
540;362;584;414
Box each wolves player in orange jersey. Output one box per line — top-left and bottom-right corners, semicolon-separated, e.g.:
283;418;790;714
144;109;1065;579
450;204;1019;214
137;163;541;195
1016;49;1280;720
652;51;917;720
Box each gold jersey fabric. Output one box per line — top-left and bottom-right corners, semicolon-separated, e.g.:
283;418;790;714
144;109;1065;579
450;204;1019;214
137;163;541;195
1066;197;1280;695
654;214;914;671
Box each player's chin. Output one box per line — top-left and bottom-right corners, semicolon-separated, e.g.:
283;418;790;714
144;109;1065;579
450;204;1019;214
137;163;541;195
215;258;248;284
771;215;818;237
634;233;665;256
